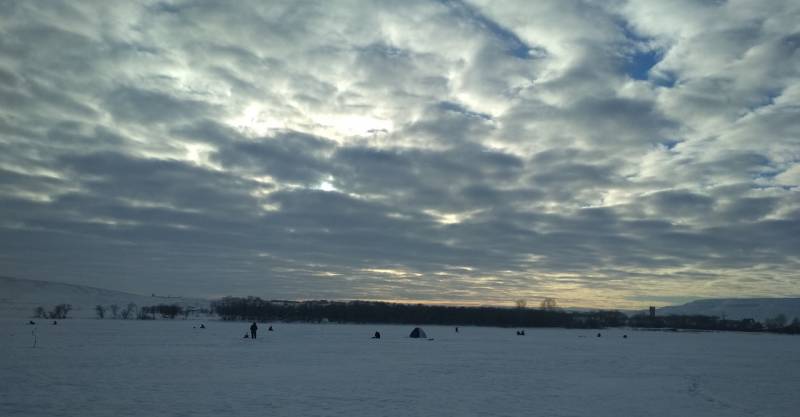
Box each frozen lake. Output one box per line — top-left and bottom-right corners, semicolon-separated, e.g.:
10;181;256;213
1;319;798;417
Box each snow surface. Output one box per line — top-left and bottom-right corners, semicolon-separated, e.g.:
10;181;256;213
0;276;209;319
1;319;798;417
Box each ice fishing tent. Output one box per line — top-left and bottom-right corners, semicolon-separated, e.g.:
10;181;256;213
409;327;427;338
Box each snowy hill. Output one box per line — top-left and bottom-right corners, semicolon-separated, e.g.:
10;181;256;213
0;276;210;319
655;298;800;322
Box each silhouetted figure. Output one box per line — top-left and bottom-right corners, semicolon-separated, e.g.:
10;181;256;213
268;325;273;331
243;333;249;339
200;324;206;329
455;327;459;333
28;320;35;325
250;322;258;339
516;330;525;336
52;321;57;325
623;334;628;339
372;331;381;339
596;332;602;337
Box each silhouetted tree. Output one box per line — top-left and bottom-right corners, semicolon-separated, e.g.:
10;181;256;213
514;299;527;309
109;304;119;319
765;314;787;330
156;304;182;319
95;305;106;319
33;306;46;318
784;318;800;334
49;304;72;319
120;303;136;320
138;306;158;320
133;304;182;320
540;297;558;310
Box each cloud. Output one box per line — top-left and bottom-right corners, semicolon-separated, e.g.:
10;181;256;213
0;0;798;307
105;87;215;125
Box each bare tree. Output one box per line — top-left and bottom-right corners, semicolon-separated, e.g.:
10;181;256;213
120;303;137;320
765;314;787;330
514;299;527;309
49;304;73;319
95;305;106;319
109;304;119;319
540;297;558;310
33;306;46;318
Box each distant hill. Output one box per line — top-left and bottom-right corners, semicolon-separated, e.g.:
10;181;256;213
655;298;800;322
0;276;210;319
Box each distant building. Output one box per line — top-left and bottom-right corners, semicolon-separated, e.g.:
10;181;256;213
649;306;656;319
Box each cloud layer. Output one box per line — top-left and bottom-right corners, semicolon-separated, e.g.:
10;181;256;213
1;0;798;307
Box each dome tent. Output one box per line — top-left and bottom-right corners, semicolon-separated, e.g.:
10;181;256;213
409;327;427;338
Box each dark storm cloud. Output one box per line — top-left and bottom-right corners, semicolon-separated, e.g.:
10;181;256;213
717;197;779;222
332;144;525;212
645;190;715;219
215;132;336;183
56;151;262;216
105;87;214;125
1;0;799;307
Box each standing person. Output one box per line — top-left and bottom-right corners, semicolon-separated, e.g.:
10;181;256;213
250;322;258;339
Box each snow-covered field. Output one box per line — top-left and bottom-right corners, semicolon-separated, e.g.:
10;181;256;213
0;276;209;319
656;298;800;322
1;320;798;417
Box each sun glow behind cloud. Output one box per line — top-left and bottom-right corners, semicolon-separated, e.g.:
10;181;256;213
228;104;286;136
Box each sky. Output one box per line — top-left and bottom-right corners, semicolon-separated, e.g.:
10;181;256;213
1;0;799;309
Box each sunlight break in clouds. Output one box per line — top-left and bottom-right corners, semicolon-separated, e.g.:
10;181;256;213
0;0;798;308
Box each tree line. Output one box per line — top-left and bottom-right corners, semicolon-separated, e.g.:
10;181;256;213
212;297;627;328
93;303;209;320
33;304;73;319
92;303;139;319
34;297;799;334
34;303;210;320
212;297;800;334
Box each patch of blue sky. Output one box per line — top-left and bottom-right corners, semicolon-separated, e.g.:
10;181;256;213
438;0;545;59
617;20;674;86
747;89;783;112
625;48;662;81
438;101;492;120
659;139;682;150
754;170;780;181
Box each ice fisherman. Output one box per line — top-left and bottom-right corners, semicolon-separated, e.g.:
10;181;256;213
250;322;258;339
